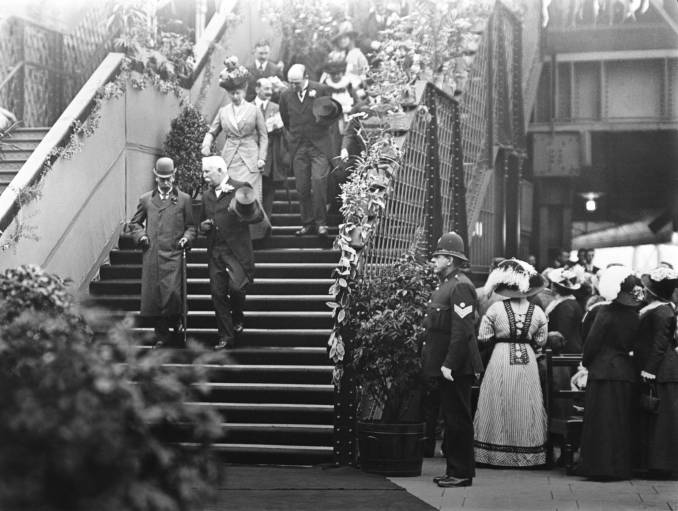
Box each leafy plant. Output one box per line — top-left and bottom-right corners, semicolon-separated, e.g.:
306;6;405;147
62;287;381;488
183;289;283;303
348;249;436;423
0;266;223;511
163;105;210;198
372;0;490;95
0;265;75;325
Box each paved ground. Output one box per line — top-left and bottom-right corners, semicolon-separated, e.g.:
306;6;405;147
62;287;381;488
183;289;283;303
390;459;678;511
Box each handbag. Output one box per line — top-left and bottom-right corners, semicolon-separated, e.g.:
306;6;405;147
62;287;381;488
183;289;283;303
640;383;660;414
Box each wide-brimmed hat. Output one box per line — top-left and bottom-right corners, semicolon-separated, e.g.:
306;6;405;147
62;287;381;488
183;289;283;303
598;265;643;306
153;157;175;178
432;231;468;262
332;20;359;43
229;185;262;221
486;258;547;298
641;267;678;301
547;268;581;294
312;96;343;123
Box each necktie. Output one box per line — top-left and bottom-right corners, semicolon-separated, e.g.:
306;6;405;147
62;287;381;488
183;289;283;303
298;90;305;102
260;101;266;114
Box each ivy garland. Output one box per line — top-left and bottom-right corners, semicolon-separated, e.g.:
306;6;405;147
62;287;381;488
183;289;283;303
327;128;403;387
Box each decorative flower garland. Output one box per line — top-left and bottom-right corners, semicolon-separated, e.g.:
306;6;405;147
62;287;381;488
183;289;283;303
327;129;402;387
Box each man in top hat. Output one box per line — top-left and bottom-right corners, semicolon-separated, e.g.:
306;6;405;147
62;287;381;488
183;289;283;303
544;268;584;353
422;231;483;488
128;157;196;348
279;64;338;238
200;155;264;350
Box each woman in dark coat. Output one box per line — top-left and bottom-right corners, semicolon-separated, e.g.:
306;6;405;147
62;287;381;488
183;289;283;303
635;268;678;475
544;268;584;353
579;265;642;480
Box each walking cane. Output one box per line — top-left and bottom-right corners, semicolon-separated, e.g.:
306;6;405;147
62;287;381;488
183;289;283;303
181;246;188;346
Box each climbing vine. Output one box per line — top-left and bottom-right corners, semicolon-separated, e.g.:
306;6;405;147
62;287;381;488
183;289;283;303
327;129;402;386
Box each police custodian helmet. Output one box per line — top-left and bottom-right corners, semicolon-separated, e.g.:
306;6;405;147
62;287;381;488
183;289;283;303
432;231;468;262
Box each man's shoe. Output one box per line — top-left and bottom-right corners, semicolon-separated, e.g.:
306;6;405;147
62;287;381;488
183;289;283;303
318;225;329;237
233;322;244;335
432;474;447;484
436;476;472;488
214;338;235;350
295;225;316;236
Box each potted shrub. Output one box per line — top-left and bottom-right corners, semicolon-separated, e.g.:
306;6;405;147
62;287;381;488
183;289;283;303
347;250;436;476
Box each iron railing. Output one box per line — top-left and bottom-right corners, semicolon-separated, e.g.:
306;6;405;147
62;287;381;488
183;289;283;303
361;83;467;274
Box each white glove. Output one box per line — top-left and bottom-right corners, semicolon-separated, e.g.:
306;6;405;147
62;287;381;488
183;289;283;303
440;366;454;381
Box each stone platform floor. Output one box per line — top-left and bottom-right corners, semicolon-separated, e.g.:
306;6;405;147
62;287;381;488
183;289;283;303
390;458;678;511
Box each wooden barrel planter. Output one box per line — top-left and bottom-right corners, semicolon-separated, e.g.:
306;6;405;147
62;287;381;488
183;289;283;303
357;421;426;477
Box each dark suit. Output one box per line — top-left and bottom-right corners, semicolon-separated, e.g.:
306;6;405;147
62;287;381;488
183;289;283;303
255;98;287;217
279;81;334;227
201;180;263;343
421;269;483;479
548;297;584;353
246;60;284;102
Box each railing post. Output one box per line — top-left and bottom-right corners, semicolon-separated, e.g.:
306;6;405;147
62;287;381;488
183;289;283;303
450;99;468;246
424;86;443;253
333;363;357;466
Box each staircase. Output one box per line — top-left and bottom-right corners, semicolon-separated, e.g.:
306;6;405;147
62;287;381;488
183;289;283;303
0;127;50;195
88;180;341;464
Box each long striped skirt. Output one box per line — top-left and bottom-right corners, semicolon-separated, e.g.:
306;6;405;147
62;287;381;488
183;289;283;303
473;342;547;466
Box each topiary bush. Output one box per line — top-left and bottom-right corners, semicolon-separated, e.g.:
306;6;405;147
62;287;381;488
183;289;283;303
347;251;437;422
164;105;210;198
0;265;223;511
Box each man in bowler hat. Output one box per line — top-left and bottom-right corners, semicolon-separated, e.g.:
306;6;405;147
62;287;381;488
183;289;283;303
128;157;195;348
422;231;483;488
200;155;263;350
279;64;339;238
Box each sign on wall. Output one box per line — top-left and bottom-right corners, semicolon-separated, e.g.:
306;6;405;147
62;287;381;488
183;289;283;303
532;132;581;177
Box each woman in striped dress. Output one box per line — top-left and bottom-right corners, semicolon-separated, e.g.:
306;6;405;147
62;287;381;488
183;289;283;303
474;259;549;467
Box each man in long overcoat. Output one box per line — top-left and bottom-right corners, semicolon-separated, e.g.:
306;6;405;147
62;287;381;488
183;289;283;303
200;155;263;350
422;231;483;488
128;157;195;347
253;77;287;219
279;64;336;237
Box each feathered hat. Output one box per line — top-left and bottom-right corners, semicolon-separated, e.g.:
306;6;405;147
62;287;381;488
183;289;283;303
641;266;678;302
219;56;250;91
485;258;547;298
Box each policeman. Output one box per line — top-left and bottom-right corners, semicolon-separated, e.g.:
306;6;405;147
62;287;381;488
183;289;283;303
422;231;483;488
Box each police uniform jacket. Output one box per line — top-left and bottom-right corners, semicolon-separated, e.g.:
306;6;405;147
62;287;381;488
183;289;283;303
200;179;263;284
422;269;484;379
128;188;196;317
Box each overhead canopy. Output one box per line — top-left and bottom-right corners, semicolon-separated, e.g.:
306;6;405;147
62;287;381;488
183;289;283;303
572;218;673;249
